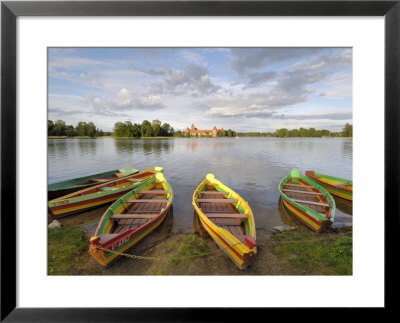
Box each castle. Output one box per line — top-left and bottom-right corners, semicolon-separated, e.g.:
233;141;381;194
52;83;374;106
185;124;224;137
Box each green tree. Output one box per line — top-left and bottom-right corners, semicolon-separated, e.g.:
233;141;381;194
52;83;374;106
141;120;153;137
151;119;161;137
113;122;127;137
276;128;289;138
53;120;67;136
161;123;171;136
131;123;141;138
342;123;353;137
48;120;55;136
86;122;97;137
76;121;88;136
66;125;76;137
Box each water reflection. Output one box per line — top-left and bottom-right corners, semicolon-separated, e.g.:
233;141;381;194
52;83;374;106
48;139;71;157
334;196;352;216
278;195;353;230
49;138;353;234
143;140;172;156
186;139;217;152
341;140;353;160
77;139;97;156
113;139;141;155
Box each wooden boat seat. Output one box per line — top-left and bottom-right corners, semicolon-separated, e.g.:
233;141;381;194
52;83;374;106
282;189;323;196
210;218;243;226
200;191;228;195
292;198;329;207
137;190;168;194
126;199;168;203
284;183;312;188
204;213;247;219
110;213;159;219
197;199;238;204
124;209;163;213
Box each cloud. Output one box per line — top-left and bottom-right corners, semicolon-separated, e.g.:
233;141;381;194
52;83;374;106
245;71;277;87
130;64;166;76
274;111;353;120
230;48;324;75
84;88;165;116
163;64;220;95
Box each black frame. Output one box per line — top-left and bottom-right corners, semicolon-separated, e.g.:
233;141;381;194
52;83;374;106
1;1;398;321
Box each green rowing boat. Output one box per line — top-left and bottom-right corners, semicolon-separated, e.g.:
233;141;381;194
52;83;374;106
48;168;139;200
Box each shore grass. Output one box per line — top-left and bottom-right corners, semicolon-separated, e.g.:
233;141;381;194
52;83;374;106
270;226;352;275
48;227;91;275
167;234;211;266
47;226;352;275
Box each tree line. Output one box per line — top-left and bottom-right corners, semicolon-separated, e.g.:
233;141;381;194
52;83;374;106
48;120;110;137
113;119;174;138
49;119;352;139
238;124;353;138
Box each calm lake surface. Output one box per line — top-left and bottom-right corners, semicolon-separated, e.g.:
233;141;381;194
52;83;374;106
48;137;353;232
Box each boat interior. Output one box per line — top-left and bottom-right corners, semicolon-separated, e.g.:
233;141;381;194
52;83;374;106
282;179;331;216
99;182;170;243
197;185;248;242
318;177;352;189
78;171;131;185
72;172;155;198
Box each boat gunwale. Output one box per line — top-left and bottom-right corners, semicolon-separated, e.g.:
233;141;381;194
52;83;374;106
192;174;256;269
305;170;352;194
278;171;336;223
48;168;139;192
48;167;162;205
90;172;173;262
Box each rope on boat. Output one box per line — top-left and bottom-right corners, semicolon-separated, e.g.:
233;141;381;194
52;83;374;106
92;232;350;263
92;238;247;262
93;245;161;261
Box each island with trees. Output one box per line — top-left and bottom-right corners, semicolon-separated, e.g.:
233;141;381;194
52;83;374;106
48;119;352;139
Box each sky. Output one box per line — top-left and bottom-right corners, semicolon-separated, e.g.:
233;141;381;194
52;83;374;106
48;47;352;133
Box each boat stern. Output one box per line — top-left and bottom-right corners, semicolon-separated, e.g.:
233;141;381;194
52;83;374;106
88;236;108;267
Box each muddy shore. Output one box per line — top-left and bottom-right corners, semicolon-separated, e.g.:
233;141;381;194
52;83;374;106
49;205;352;276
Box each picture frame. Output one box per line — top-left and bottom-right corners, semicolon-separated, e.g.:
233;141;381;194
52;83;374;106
1;0;398;320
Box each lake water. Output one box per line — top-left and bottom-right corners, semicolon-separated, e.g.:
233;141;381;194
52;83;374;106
48;137;353;232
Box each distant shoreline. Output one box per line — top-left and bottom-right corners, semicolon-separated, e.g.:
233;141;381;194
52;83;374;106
48;136;353;140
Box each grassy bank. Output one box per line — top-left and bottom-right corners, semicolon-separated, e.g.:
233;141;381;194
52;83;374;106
270;226;352;275
48;227;101;275
48;225;352;275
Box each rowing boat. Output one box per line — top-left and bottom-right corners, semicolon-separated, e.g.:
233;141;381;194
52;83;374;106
305;170;352;201
48;167;163;219
89;172;173;266
48;168;139;200
279;169;335;233
192;174;256;270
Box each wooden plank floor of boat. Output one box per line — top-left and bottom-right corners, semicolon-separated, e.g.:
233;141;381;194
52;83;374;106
199;186;246;241
112;185;166;234
283;181;328;214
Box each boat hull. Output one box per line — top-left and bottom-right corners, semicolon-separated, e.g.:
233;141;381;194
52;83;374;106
48;167;162;218
305;171;352;201
89;172;173;266
280;197;332;233
192;174;256;270
48;169;139;200
279;169;335;233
